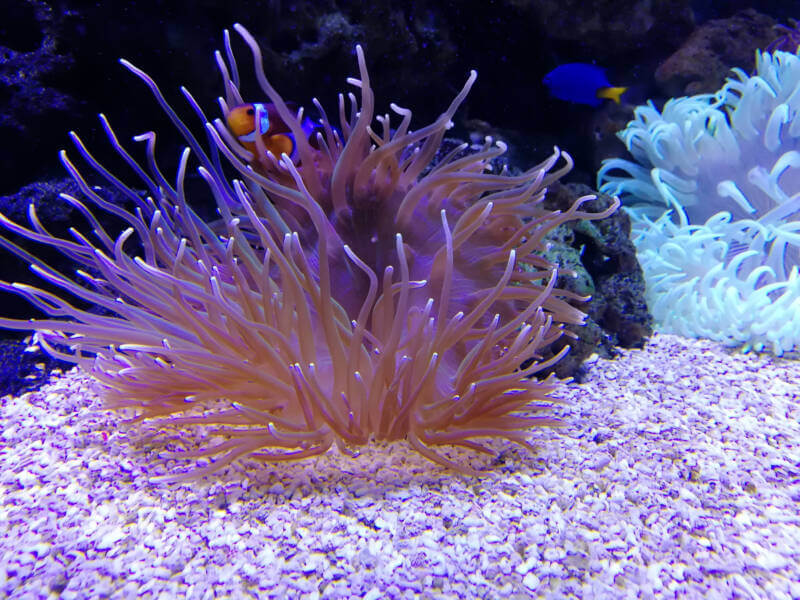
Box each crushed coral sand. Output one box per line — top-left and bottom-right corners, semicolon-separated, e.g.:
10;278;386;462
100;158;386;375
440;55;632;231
1;333;799;599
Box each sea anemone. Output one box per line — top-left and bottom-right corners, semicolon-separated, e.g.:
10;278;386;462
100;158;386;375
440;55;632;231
598;49;800;355
0;25;616;478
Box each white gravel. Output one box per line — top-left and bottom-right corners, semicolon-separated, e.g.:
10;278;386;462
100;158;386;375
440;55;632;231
1;332;799;599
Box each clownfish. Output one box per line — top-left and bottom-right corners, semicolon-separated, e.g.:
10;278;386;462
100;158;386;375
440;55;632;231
226;102;320;163
543;63;627;107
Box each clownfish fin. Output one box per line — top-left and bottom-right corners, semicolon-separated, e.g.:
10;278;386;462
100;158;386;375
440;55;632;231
596;86;627;104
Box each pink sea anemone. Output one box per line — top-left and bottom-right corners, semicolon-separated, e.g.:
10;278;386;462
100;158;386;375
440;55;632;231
0;25;617;478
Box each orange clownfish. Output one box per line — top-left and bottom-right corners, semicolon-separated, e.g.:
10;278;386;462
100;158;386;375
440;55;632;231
226;102;320;163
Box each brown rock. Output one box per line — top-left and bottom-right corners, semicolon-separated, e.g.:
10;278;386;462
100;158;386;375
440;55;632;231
655;9;778;97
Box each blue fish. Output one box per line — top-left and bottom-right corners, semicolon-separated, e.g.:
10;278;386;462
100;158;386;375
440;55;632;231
543;63;627;107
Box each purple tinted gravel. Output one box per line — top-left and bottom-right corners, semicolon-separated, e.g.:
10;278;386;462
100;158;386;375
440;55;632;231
1;333;799;599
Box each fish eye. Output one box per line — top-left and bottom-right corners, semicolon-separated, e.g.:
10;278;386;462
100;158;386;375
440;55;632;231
246;107;255;115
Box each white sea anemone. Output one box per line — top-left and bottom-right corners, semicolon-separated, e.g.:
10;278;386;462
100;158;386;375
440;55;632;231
598;49;800;354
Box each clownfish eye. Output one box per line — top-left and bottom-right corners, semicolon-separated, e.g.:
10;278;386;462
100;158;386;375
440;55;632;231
246;107;255;115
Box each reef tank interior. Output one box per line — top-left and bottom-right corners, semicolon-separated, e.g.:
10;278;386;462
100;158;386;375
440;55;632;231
0;1;799;598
